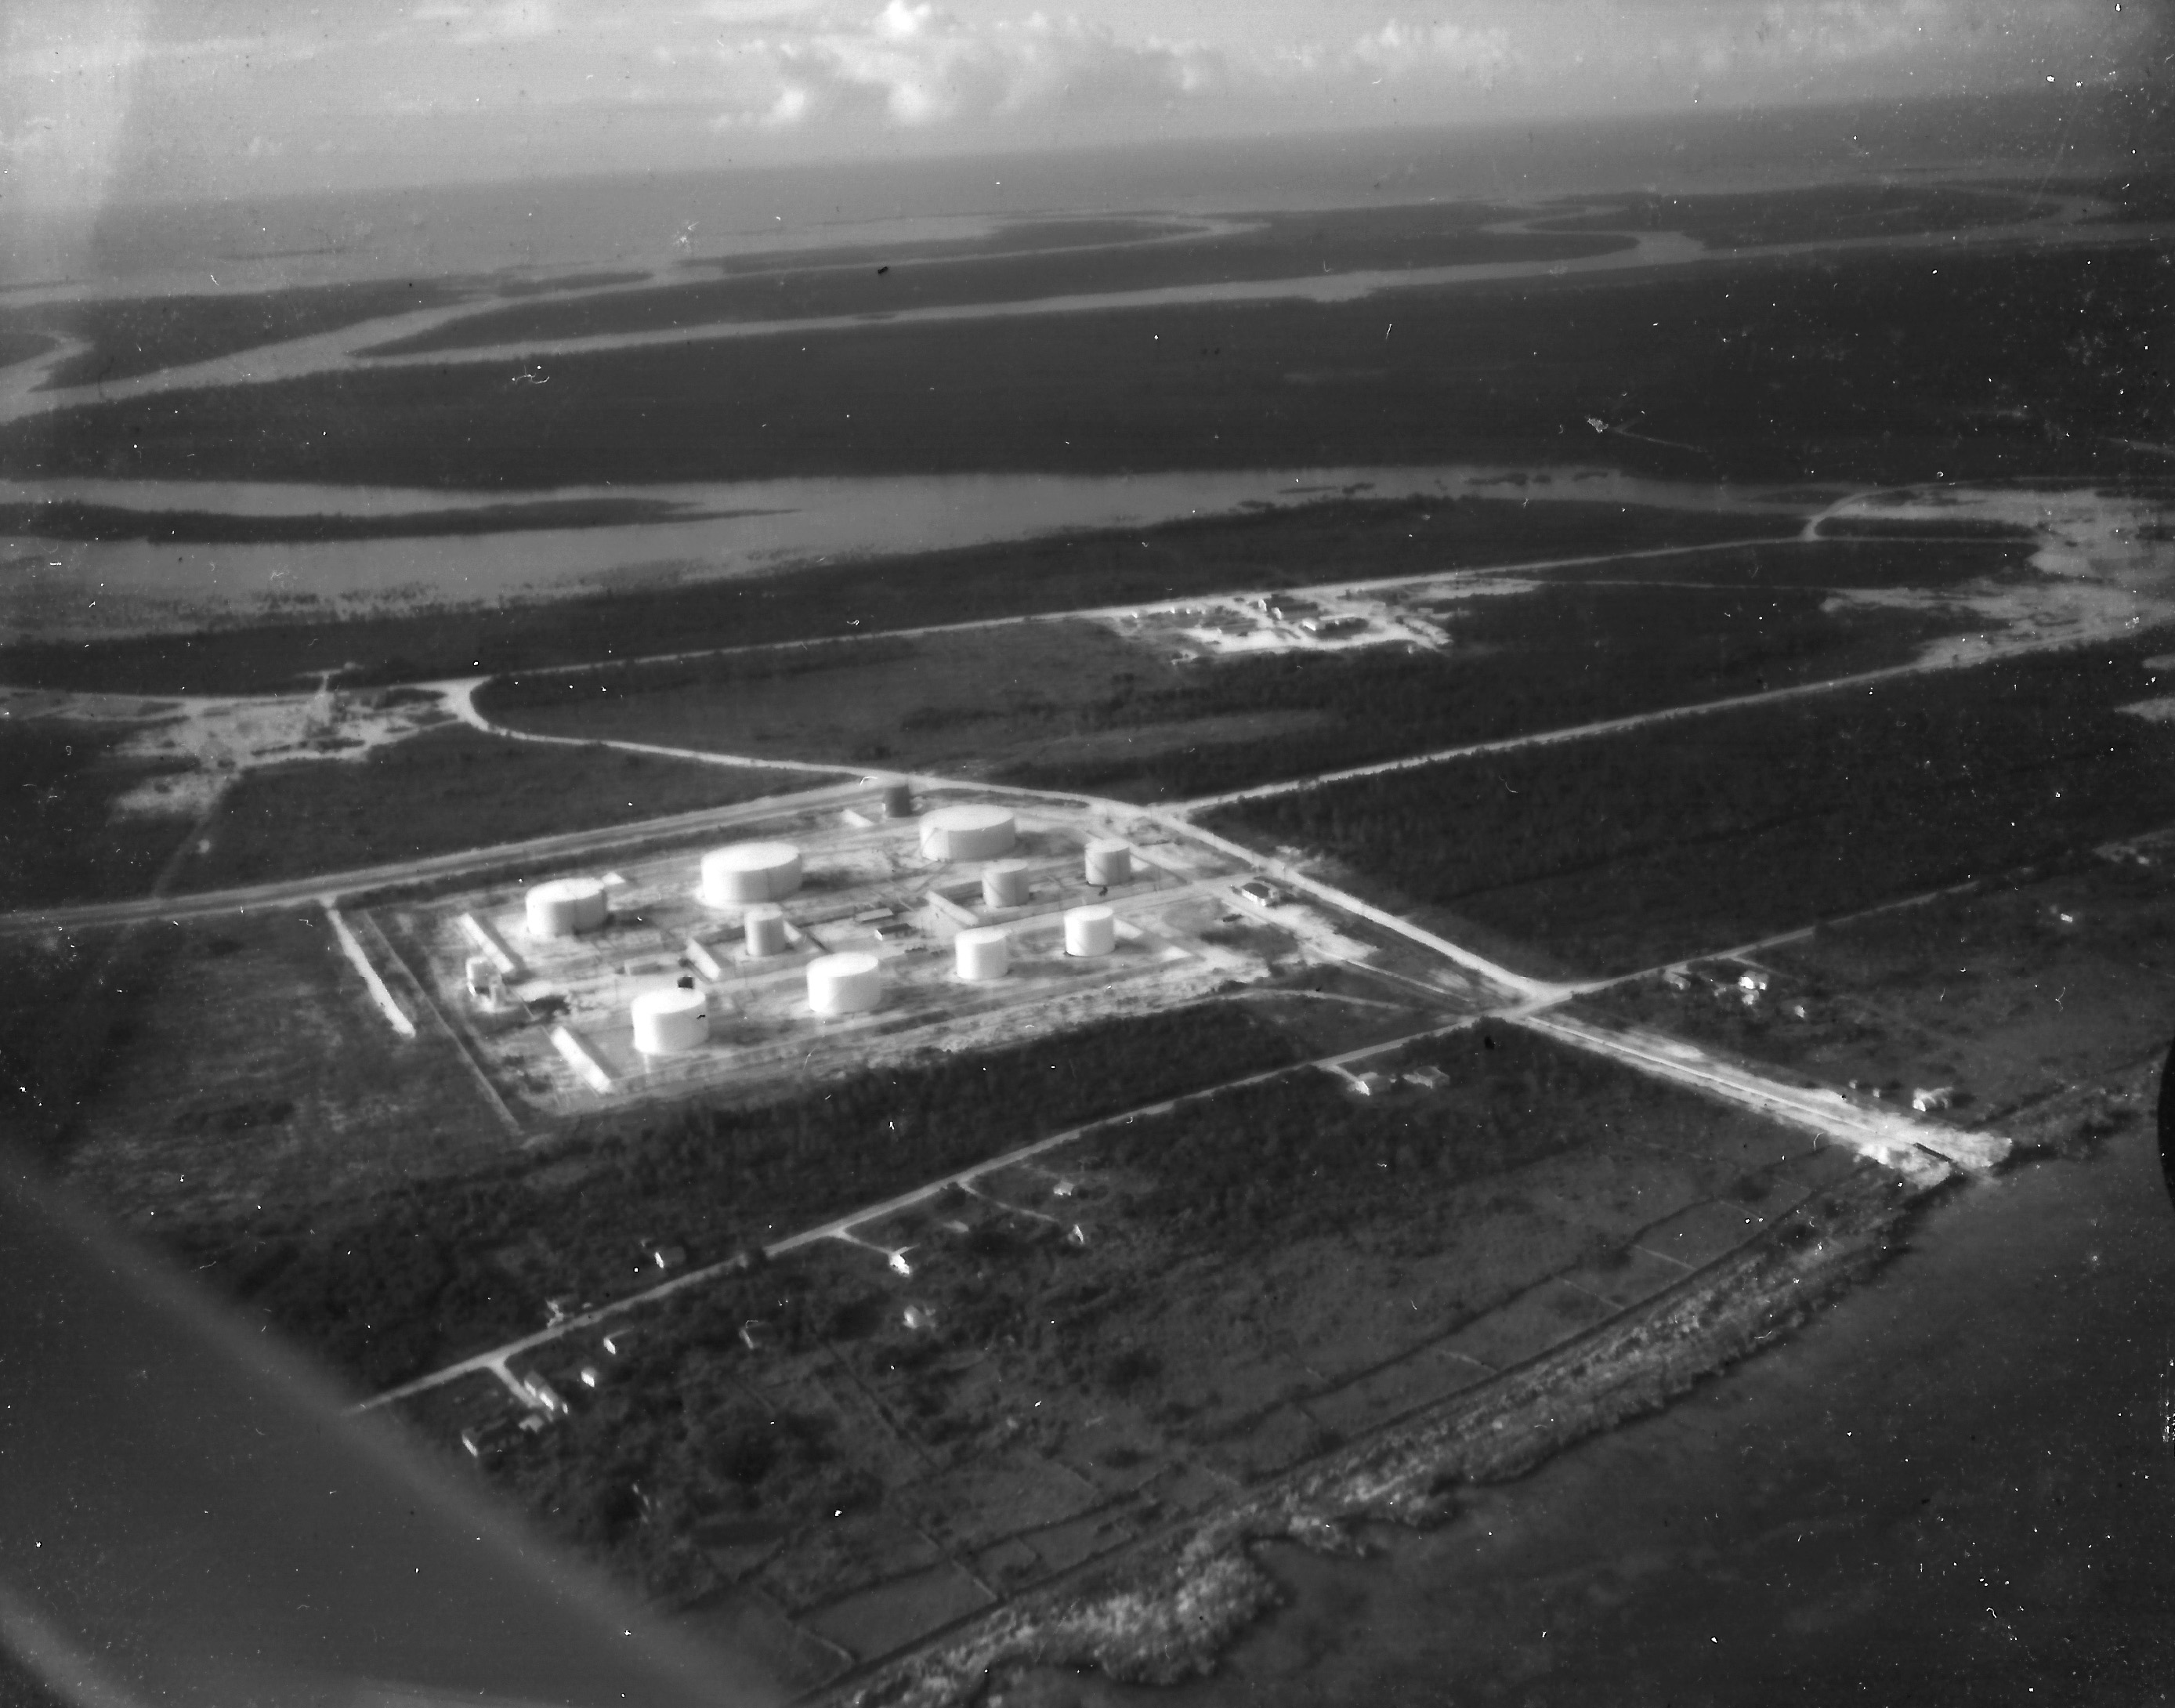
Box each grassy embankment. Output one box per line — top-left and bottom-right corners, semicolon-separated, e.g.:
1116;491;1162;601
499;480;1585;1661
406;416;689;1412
2;243;2159;494
1211;639;2175;979
479;539;2015;801
0;496;1788;695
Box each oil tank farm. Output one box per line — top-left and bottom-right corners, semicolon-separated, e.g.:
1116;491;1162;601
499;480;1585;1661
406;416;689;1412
700;841;802;906
954;926;1011;981
631;986;708;1055
744;906;790;958
918;805;1015;862
981;859;1030;908
808;951;885;1015
1065;905;1116;957
526;877;609;939
1084;839;1133;887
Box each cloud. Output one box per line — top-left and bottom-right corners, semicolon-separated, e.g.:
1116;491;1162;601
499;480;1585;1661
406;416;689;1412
410;0;558;47
708;3;1223;131
1346;20;1518;85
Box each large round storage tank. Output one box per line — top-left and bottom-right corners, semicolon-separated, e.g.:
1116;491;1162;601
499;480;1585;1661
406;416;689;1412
981;859;1030;909
700;841;802;906
632;986;709;1055
954;926;1010;982
1084;839;1133;888
918;805;1015;863
744;906;789;958
1065;905;1116;957
808;951;884;1015
526;877;609;939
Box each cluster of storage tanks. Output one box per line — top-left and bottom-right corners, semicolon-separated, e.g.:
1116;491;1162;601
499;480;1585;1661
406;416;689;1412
517;802;1140;1064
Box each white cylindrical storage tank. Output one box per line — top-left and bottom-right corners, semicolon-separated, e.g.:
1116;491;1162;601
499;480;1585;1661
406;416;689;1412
1084;839;1132;888
700;841;802;906
981;859;1030;909
808;951;884;1015
744;906;789;958
526;877;609;939
632;986;709;1055
954;925;1010;982
918;805;1015;863
1065;905;1116;957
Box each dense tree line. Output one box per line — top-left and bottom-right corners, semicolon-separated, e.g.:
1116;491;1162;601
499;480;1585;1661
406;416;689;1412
174;1004;1298;1389
1214;642;2175;976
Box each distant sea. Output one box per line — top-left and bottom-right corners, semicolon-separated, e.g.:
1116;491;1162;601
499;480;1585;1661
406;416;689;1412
3;86;2141;297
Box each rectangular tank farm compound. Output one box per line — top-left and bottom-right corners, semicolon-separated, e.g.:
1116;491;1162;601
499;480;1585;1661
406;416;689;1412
367;794;1331;1120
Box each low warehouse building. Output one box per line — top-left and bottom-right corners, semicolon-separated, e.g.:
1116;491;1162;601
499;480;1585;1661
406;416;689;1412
700;841;803;906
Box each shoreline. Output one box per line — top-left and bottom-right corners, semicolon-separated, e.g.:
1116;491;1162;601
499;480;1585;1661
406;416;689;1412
831;1158;1931;1707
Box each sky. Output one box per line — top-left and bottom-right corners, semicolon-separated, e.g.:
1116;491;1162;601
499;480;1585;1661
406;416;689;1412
0;0;2161;208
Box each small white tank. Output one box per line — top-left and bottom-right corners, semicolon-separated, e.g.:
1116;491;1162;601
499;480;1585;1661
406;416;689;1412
954;925;1010;981
744;906;789;958
1065;905;1116;957
632;986;708;1055
981;859;1030;908
918;804;1015;862
526;877;609;939
1084;839;1132;887
808;951;884;1015
700;841;802;906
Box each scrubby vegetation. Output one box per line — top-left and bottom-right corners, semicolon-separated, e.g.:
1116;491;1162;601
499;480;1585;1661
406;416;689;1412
0;721;196;908
171;725;827;892
1214;640;2175;975
171;1004;1299;1389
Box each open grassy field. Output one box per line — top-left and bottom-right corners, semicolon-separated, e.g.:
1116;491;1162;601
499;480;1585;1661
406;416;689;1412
166;725;828;895
2;276;472;389
1213;637;2175;978
479;549;1993;801
2;908;509;1218
397;1024;1865;1643
4;242;2158;492
0;495;1788;695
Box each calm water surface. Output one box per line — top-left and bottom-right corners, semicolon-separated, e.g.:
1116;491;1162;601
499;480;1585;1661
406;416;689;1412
1030;1120;2175;1707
